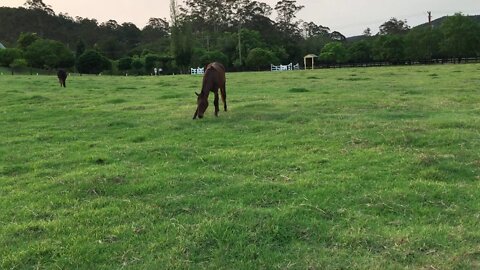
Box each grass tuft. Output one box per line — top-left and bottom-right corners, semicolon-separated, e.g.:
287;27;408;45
289;87;310;93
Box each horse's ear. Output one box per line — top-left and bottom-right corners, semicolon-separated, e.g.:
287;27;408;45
195;92;200;97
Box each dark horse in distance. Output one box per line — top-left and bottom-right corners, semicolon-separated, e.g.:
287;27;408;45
57;69;67;88
193;62;227;119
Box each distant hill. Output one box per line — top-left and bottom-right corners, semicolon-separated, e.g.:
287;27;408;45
346;15;480;42
415;15;480;29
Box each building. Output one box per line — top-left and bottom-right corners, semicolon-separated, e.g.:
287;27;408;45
0;42;6;49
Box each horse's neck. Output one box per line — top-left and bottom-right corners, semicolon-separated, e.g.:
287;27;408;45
201;77;214;96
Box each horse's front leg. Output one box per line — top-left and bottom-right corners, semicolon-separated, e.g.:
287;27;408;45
214;91;220;117
193;108;198;119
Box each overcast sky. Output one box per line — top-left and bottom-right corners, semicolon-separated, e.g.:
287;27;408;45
1;0;479;36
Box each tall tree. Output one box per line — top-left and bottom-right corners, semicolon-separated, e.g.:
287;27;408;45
170;0;179;27
274;0;304;36
373;35;405;64
23;0;54;15
142;18;170;45
24;38;74;68
440;13;480;60
171;22;193;72
302;22;330;38
17;32;39;50
379;18;410;35
75;40;86;59
405;27;442;62
319;42;348;64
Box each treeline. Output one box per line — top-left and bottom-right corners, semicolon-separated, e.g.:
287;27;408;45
0;0;479;75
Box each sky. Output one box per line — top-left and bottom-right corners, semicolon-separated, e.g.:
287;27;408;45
1;0;479;36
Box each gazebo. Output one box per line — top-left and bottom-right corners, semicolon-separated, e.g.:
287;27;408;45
304;54;318;70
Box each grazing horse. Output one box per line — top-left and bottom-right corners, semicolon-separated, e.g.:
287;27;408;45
193;62;227;119
57;69;67;88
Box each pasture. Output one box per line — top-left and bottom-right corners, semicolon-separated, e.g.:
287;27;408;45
1;64;479;269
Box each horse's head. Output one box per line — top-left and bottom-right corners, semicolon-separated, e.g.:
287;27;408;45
193;92;208;119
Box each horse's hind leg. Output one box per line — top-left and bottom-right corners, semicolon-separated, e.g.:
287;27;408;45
214;91;220;117
220;83;227;111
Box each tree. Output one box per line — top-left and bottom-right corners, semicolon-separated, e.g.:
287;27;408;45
319;42;348;64
302;22;330;38
405;27;442;62
10;58;28;75
75;40;86;59
275;0;304;36
118;23;142;49
24;39;75;69
183;0;232;33
131;57;144;74
24;0;54;15
348;41;372;63
234;0;273;25
17;32;39;51
118;57;132;71
379;18;410;35
440;13;480;60
76;50;111;74
97;37;125;60
0;48;23;67
171;22;193;72
373;35;405;64
245;47;278;70
199;50;228;66
170;0;179;27
142;18;169;44
144;54;160;73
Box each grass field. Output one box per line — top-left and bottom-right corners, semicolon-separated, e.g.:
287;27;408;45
1;64;480;269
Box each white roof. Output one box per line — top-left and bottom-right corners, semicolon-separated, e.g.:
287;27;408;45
0;42;5;49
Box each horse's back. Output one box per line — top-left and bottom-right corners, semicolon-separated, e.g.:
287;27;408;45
207;62;225;73
204;62;225;86
206;62;225;80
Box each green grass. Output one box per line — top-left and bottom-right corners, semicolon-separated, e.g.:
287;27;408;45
0;66;56;76
1;64;480;269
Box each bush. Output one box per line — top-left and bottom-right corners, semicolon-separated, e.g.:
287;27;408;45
0;48;23;67
245;48;278;70
76;50;111;74
9;58;28;74
131;57;144;75
199;50;228;66
24;39;75;69
319;42;348;64
144;54;160;73
118;57;133;71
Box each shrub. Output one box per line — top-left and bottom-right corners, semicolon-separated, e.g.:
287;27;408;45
76;50;111;74
245;48;278;70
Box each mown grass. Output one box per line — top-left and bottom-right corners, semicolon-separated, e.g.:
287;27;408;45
1;64;480;269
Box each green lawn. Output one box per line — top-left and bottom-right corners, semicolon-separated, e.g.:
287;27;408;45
1;64;479;269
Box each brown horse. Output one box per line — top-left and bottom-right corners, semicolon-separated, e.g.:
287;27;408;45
193;62;227;119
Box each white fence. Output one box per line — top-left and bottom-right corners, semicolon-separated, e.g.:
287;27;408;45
271;63;300;71
191;67;205;75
